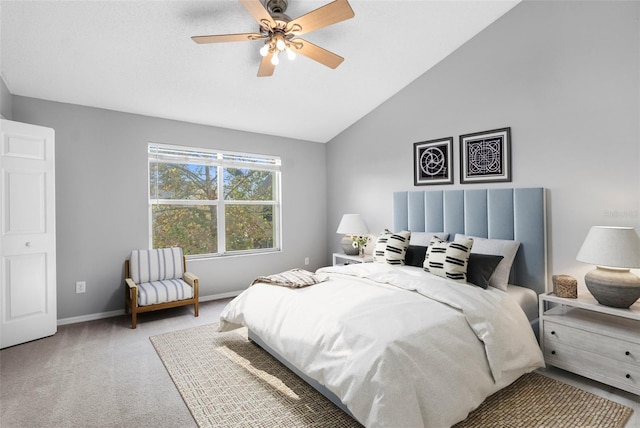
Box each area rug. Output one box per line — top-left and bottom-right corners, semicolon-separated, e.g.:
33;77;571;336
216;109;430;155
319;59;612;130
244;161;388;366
150;324;634;428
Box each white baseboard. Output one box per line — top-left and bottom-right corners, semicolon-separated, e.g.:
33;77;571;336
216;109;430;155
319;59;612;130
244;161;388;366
57;309;125;326
56;291;242;326
199;291;242;302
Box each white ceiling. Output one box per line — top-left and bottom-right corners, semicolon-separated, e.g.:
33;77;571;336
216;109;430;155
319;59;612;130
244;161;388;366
1;0;519;143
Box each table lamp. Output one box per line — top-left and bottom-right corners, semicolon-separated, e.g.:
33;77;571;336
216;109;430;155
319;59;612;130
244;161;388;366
336;214;368;256
576;226;640;308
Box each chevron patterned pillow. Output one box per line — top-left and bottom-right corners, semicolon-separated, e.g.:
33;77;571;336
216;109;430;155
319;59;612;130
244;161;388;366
373;230;411;265
384;231;411;265
423;237;474;282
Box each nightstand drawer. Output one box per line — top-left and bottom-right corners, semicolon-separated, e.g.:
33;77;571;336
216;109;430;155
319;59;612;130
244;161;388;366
544;342;640;395
540;292;640;396
544;320;640;365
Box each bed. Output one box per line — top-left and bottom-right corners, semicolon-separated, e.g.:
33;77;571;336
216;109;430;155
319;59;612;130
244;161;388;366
220;187;547;427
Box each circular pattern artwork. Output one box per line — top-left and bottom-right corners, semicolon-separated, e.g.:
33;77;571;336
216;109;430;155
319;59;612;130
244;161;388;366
420;147;446;176
413;138;453;185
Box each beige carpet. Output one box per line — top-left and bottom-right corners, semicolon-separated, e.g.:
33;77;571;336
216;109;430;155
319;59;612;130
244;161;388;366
150;324;633;428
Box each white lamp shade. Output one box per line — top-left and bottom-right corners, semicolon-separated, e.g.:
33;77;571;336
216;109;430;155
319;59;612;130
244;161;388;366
336;214;368;235
576;226;640;268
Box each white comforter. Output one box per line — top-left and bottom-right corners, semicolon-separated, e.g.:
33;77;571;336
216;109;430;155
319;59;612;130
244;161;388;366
219;263;544;427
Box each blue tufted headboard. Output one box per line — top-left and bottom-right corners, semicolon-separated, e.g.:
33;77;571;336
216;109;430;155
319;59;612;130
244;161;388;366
393;188;547;295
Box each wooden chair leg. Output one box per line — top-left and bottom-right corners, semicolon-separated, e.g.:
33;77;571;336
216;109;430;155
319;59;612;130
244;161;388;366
131;287;138;329
193;278;199;317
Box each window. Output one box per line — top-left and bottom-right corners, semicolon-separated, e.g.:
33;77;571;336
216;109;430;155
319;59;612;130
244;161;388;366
149;143;281;257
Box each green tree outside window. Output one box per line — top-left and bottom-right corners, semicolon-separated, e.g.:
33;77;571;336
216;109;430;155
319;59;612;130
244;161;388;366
149;145;280;256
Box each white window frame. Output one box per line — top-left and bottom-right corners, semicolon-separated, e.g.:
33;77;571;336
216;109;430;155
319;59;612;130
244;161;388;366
148;143;282;258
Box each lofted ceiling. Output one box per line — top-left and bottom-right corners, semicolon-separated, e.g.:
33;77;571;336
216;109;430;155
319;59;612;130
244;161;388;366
1;0;519;143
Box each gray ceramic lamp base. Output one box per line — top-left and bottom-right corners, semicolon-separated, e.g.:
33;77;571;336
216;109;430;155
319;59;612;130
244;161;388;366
584;267;640;309
340;235;359;255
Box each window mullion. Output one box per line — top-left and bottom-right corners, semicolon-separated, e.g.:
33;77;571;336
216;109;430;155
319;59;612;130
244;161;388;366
217;163;225;254
223;200;277;206
150;199;217;206
274;169;281;250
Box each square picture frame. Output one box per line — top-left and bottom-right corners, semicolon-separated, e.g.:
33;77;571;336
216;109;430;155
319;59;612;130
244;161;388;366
413;137;453;186
459;127;511;184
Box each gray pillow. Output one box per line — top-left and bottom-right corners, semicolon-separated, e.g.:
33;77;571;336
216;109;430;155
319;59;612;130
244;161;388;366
454;234;520;291
409;232;449;246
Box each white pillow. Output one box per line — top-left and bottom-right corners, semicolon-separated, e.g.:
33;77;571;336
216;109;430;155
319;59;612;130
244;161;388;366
423;237;474;282
373;230;411;265
454;234;520;291
409;232;449;246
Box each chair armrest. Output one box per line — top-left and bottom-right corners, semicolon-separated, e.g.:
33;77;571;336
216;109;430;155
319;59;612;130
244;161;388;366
125;278;137;289
183;272;198;287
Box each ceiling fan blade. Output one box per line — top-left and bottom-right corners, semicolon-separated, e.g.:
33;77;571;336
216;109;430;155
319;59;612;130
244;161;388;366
288;0;354;36
291;39;344;69
191;33;264;44
257;53;276;77
240;0;275;28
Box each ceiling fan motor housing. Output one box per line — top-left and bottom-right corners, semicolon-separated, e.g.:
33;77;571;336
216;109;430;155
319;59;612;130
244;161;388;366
266;0;288;14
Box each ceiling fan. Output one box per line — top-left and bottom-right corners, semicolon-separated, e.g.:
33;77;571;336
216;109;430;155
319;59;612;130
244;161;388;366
191;0;355;77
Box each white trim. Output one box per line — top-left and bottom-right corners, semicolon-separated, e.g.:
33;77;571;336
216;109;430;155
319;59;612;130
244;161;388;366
56;292;242;326
148;142;282;254
57;309;125;326
199;291;242;302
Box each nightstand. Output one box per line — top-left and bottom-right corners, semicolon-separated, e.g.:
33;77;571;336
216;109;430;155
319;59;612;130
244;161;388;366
539;291;640;395
332;253;373;266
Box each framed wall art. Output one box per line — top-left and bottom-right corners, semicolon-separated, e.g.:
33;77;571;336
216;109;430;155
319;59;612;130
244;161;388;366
459;127;511;184
413;137;453;186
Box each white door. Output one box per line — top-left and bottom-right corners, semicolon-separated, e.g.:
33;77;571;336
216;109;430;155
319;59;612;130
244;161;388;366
0;119;56;349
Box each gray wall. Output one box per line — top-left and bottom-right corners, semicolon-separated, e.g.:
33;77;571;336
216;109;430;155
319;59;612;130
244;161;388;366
326;1;640;286
11;97;327;320
6;0;640;320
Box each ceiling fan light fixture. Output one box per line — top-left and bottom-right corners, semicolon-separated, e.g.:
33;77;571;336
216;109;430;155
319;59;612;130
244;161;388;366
275;35;286;51
191;0;355;77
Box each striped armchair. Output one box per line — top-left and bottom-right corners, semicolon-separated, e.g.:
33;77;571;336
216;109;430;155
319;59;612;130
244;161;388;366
124;248;199;329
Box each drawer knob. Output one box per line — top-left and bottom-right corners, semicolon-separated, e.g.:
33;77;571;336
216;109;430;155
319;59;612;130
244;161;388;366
625;351;631;356
551;331;556;335
551;350;556;355
626;374;631;379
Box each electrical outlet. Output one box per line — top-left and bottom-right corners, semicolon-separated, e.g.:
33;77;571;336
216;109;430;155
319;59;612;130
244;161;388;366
304;257;310;265
76;281;86;294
